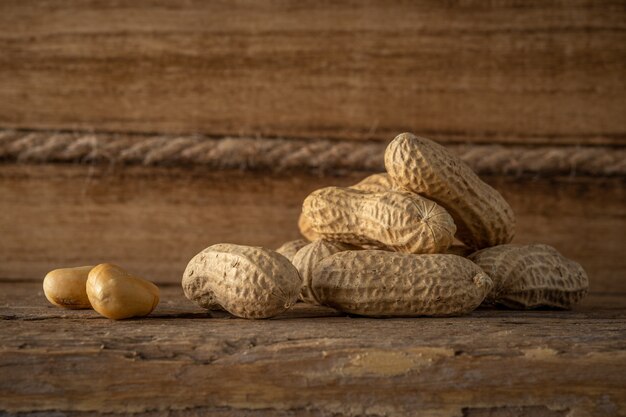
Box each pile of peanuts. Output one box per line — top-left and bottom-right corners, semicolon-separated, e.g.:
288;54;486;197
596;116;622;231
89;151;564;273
181;133;589;319
43;133;589;320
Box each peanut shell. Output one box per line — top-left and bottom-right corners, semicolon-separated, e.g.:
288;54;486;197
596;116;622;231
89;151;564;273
292;239;356;305
276;239;309;262
469;244;588;309
312;251;492;317
302;186;456;254
384;132;515;249
182;244;301;319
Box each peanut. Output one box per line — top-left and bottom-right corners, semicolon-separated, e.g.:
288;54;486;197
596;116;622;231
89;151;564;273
86;263;160;320
469;244;589;309
276;239;309;262
298;174;392;241
384;132;515;249
182;244;301;319
351;173;394;193
43;266;94;309
302;186;456;253
292;239;355;305
312;250;492;316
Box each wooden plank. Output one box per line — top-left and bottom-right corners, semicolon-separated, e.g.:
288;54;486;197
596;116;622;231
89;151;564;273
0;1;624;145
0;282;625;416
0;164;624;293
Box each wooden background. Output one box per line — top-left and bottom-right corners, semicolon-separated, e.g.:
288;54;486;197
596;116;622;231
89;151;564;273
0;0;623;291
1;165;624;294
1;2;625;416
0;0;624;145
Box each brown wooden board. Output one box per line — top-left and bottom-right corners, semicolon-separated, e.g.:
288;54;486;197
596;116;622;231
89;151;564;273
0;282;625;416
0;164;624;293
0;1;624;145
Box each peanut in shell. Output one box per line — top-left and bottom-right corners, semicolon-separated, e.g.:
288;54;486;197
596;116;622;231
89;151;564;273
292;239;356;305
469;244;588;309
384;132;515;249
276;239;309;262
312;250;492;317
302;186;456;254
182;244;301;319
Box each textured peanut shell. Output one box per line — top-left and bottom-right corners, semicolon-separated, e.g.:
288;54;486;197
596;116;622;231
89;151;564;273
351;173;394;193
292;240;355;305
275;239;309;262
43;266;94;309
86;263;160;320
469;244;588;309
299;173;393;241
302;187;456;254
312;251;492;317
384;132;515;249
182;244;302;319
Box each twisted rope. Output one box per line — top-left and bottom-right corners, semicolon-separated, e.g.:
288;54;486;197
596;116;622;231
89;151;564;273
0;130;624;176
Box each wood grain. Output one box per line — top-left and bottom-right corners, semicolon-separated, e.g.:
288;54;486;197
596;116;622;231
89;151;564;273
0;1;624;145
0;164;623;293
0;282;625;416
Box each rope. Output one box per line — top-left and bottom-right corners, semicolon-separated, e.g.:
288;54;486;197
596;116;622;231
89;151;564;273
0;130;624;176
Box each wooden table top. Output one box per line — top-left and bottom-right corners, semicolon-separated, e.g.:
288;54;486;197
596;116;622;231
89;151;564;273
1;281;625;417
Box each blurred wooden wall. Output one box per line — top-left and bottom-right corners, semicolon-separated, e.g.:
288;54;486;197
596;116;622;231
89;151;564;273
0;1;624;290
0;0;624;145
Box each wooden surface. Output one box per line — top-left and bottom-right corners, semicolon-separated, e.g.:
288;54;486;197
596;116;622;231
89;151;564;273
0;282;625;416
0;1;624;145
0;164;624;293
